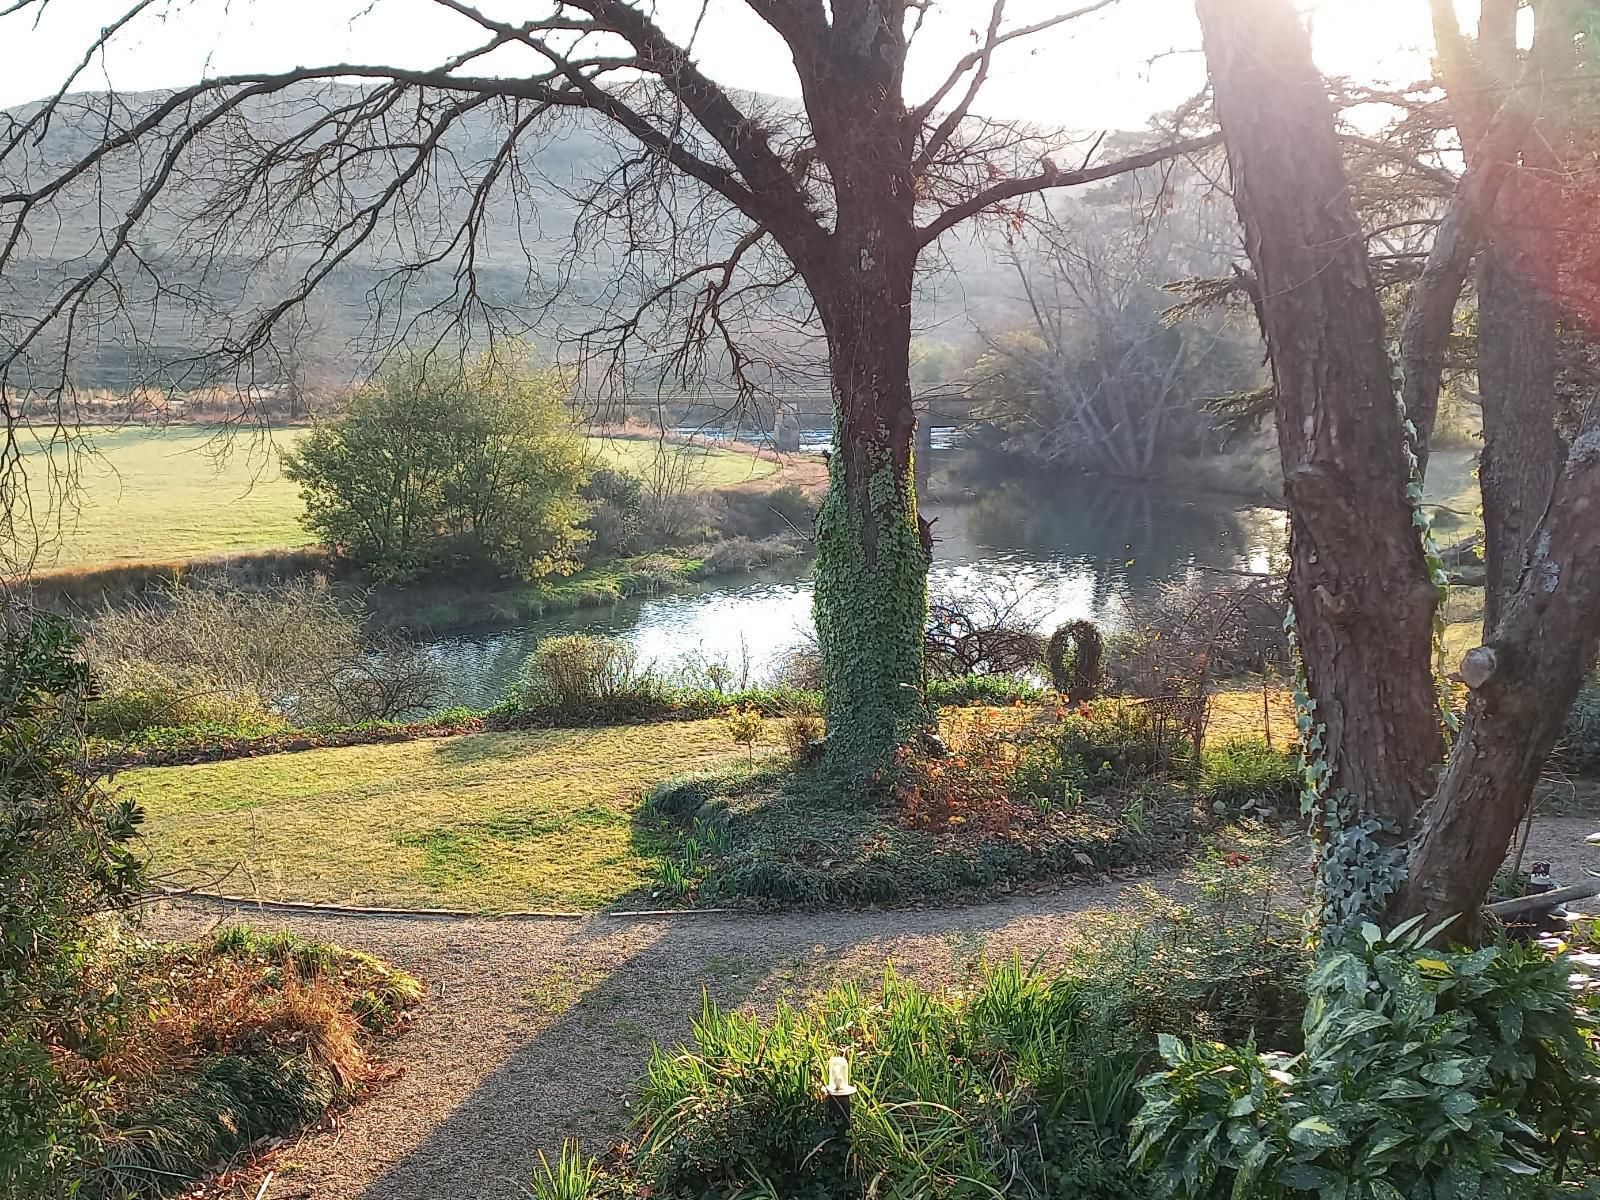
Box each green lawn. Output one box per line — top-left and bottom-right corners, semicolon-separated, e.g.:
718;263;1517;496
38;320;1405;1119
120;719;771;911
15;427;776;568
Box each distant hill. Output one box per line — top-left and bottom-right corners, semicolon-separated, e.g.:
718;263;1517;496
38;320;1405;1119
1;82;1220;406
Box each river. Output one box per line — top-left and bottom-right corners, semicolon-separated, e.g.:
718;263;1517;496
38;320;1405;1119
412;456;1285;711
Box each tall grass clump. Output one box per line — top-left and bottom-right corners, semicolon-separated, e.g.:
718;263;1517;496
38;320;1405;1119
634;963;1145;1200
1198;736;1297;820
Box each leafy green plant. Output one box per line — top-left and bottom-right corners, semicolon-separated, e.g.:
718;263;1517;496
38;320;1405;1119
509;634;665;717
1013;700;1192;802
1199;737;1297;820
1132;918;1600;1199
2;606;145;1197
529;1140;603;1200
283;346;591;582
724;704;766;763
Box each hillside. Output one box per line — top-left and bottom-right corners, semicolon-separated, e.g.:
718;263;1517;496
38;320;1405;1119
1;82;1029;396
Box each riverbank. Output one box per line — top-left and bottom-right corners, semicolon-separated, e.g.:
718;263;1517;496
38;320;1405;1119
18;429;824;634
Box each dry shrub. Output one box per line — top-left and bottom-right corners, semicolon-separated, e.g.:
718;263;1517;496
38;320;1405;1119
94;952;370;1103
893;712;1036;836
784;713;825;762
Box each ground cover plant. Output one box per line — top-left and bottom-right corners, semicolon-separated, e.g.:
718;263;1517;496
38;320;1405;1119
642;703;1235;909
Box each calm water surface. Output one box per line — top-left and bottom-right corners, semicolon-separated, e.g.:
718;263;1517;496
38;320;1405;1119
414;456;1285;710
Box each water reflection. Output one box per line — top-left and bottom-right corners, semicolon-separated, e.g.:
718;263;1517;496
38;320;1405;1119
415;460;1285;710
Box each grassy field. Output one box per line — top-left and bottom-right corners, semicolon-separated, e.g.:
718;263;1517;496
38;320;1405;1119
121;719;773;911
13;427;778;568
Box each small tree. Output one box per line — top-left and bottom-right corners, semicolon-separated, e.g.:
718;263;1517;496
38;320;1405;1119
284;350;590;582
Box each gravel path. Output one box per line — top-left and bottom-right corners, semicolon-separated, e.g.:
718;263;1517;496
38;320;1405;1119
150;816;1600;1200
149;874;1177;1200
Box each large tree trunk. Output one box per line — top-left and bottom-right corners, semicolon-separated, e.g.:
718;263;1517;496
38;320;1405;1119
1476;240;1565;630
804;1;931;765
1195;0;1444;865
1398;414;1600;931
812;253;931;762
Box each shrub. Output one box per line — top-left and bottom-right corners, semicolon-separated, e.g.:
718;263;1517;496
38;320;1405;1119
1013;700;1192;802
283;346;590;581
785;713;825;762
510;634;664;716
895;713;1034;834
928;674;1048;707
580;467;646;559
1048;619;1105;701
86;663;283;739
1133;919;1600;1199
1;607;144;1196
1060;834;1312;1055
723;705;766;763
925;592;1046;678
87;579;443;731
1553;678;1600;775
1199;737;1297;820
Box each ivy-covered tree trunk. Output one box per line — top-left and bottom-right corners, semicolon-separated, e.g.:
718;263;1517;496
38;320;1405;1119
811;240;931;765
801;0;931;767
1196;0;1445;914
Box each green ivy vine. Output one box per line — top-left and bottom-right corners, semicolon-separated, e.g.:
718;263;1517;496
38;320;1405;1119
1290;356;1452;937
812;435;930;767
1392;355;1459;738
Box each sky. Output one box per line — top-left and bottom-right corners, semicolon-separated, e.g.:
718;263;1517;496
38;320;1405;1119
0;0;1478;130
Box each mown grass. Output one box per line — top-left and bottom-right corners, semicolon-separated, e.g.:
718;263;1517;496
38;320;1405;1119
120;719;778;911
14;427;778;568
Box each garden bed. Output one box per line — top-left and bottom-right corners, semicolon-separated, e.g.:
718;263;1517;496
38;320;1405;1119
60;926;419;1199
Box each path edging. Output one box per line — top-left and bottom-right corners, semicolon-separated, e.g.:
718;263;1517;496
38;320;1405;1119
153;886;738;921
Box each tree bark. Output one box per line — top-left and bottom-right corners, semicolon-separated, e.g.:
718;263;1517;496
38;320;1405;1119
803;1;931;764
812;256;931;761
1398;416;1600;932
1195;0;1444;838
1476;237;1566;630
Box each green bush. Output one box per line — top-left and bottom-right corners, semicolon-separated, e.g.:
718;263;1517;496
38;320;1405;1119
580;467;646;559
283;346;590;582
1133;918;1600;1199
928;674;1048;707
86;664;283;740
509;634;666;717
1014;700;1192;802
1199;737;1297;820
2;608;144;1197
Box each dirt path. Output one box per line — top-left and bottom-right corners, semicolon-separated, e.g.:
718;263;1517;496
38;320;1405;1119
148;816;1600;1200
147;874;1177;1200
